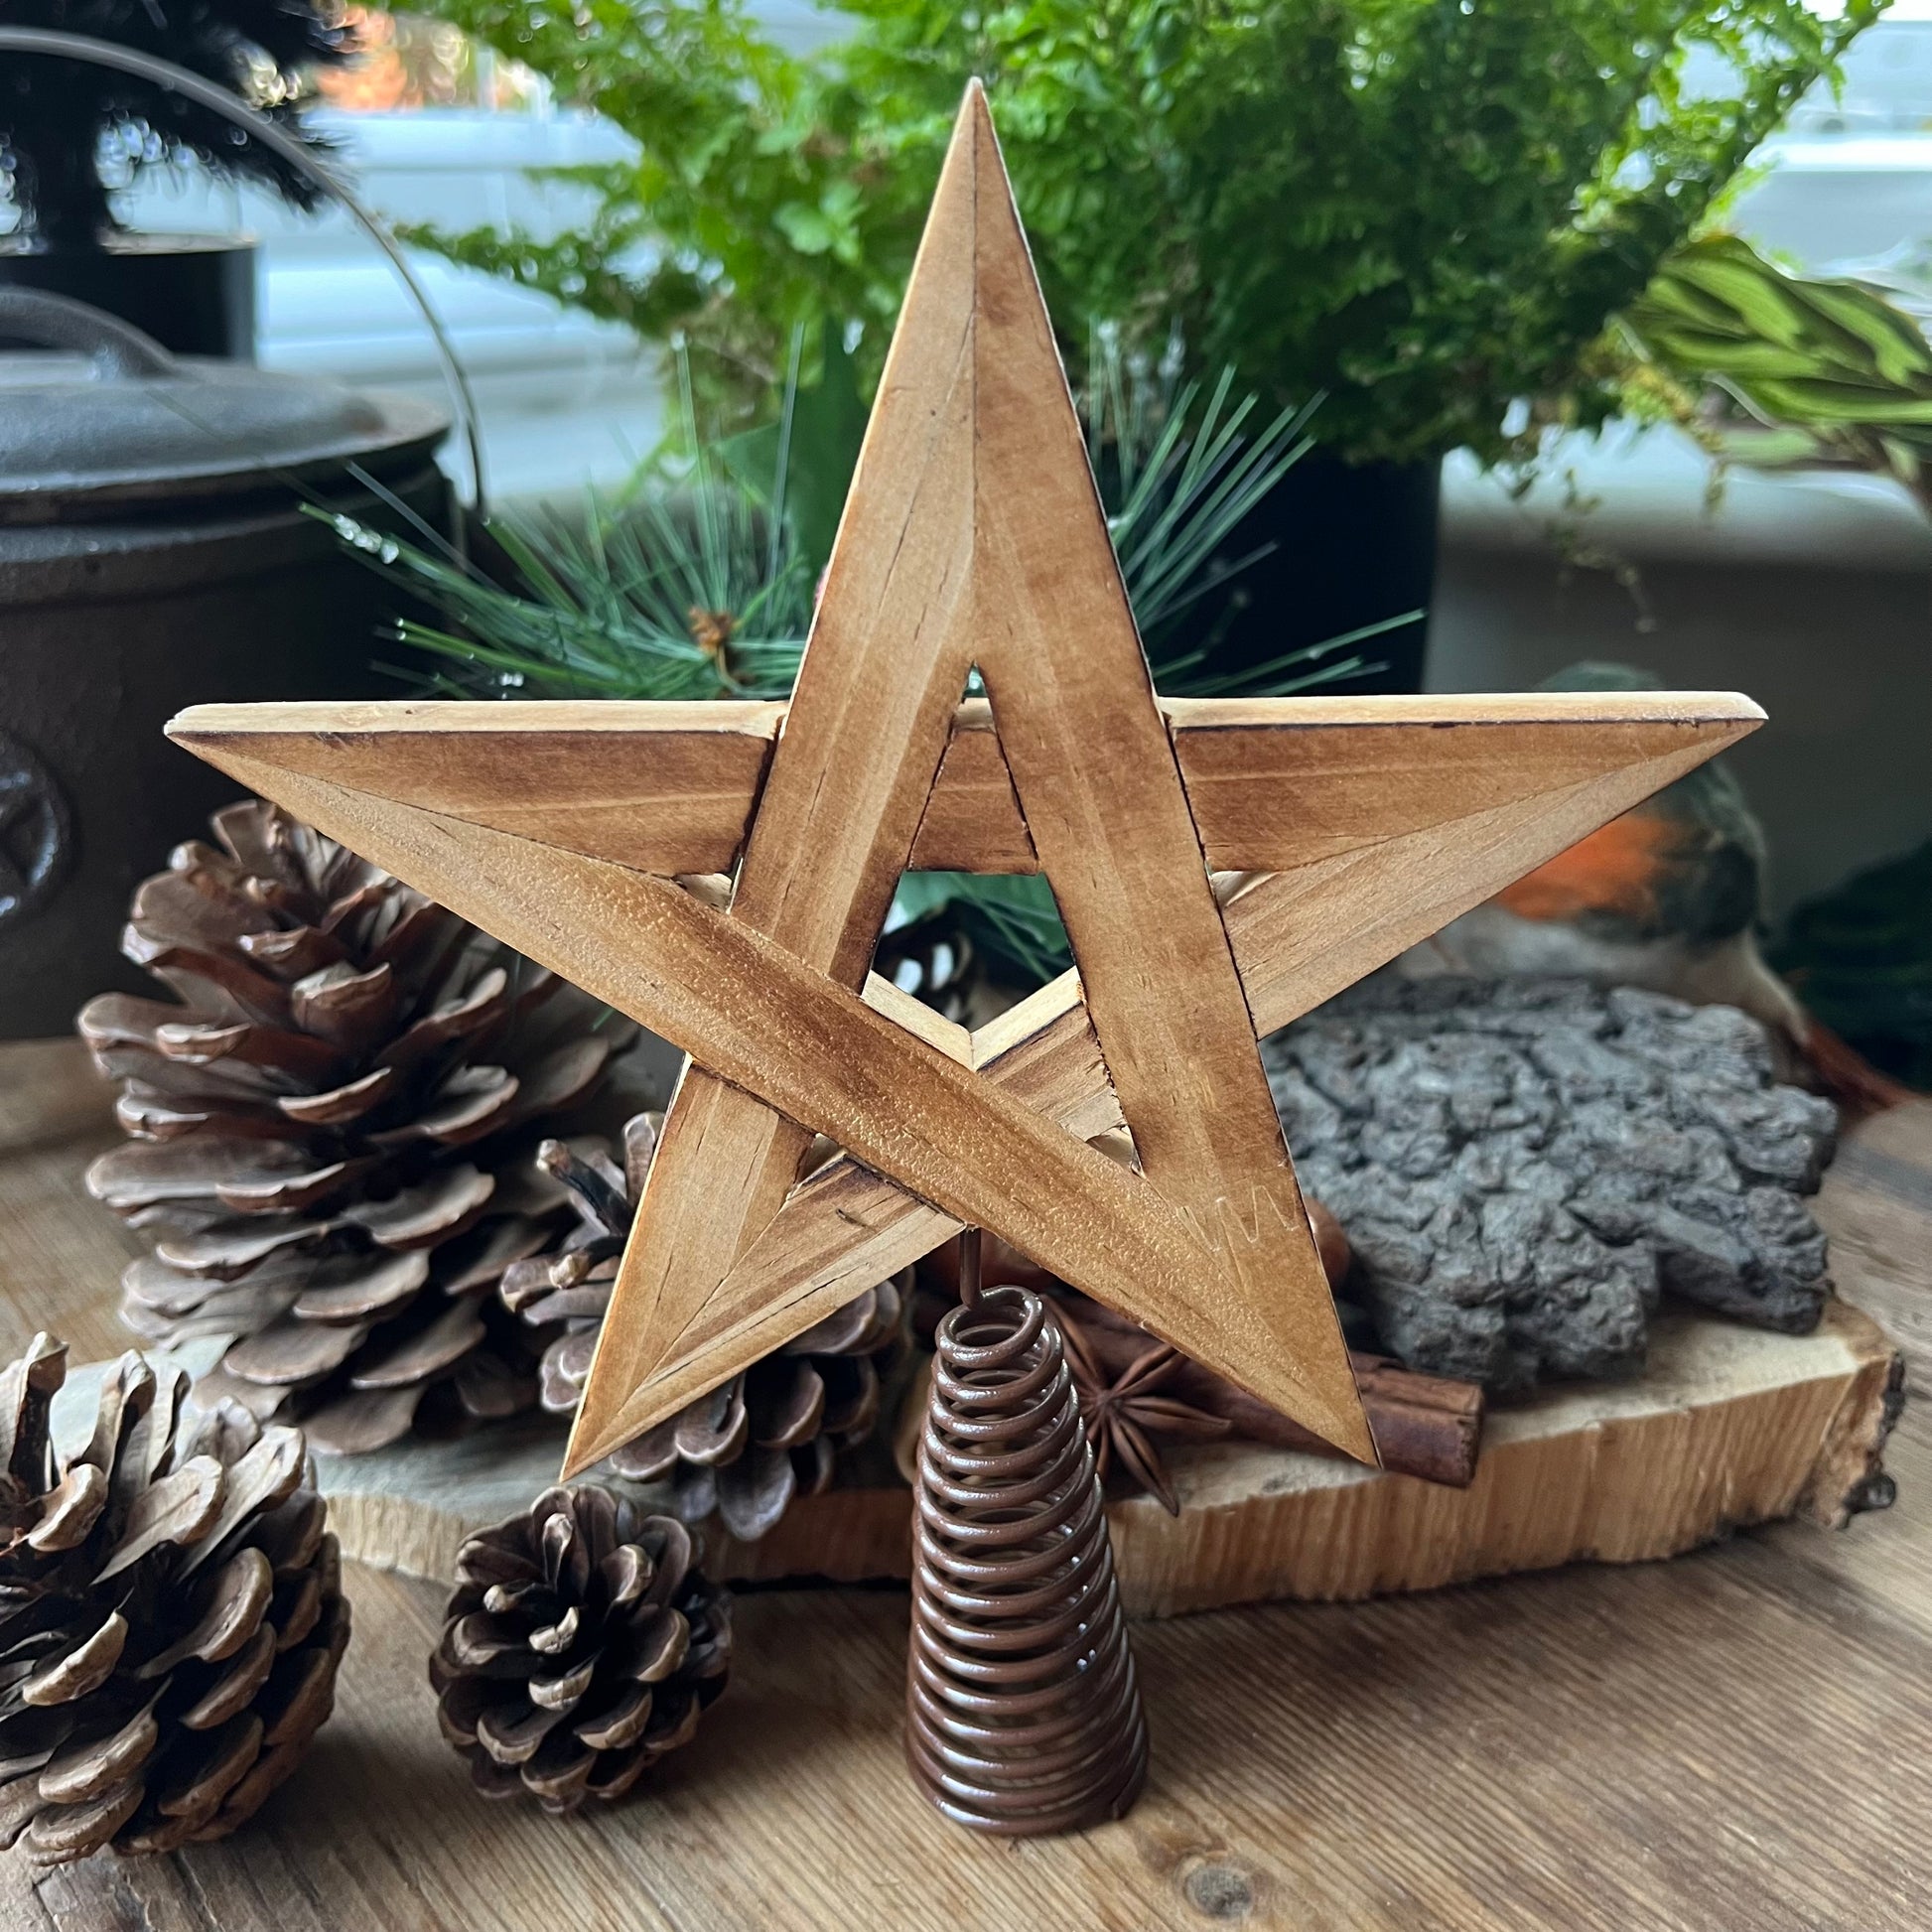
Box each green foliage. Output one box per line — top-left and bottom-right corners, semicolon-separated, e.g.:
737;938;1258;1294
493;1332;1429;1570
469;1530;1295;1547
893;870;1071;988
335;342;1409;705
337;487;816;700
402;0;1880;465
716;321;870;580
1612;233;1932;511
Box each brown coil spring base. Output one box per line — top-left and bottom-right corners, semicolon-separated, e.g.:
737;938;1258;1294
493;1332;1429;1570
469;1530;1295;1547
905;1283;1149;1836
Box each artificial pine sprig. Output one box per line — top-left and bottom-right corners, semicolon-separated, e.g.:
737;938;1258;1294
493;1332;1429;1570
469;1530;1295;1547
330;337;1409;710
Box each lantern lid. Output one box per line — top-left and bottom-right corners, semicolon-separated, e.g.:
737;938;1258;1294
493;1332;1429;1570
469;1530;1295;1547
0;288;446;521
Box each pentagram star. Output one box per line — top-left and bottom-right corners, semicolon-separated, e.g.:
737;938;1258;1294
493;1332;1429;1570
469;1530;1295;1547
170;83;1761;1480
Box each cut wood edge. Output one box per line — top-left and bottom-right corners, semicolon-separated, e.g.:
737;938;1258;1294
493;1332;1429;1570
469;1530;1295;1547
303;1300;1899;1619
1796;1311;1905;1529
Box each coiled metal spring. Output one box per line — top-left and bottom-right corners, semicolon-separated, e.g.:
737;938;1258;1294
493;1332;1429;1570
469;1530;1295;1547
905;1282;1148;1835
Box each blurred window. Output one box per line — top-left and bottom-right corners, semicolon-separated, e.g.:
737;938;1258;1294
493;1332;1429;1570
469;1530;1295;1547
1785;7;1932;134
277;6;1932;502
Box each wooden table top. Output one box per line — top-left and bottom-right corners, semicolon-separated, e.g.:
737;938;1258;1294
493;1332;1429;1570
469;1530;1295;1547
1;1037;1926;1932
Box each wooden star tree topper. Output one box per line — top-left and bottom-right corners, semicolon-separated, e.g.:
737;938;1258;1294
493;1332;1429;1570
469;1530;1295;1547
170;83;1762;1479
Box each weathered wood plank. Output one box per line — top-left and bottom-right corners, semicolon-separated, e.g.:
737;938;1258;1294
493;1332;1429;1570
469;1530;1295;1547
1164;693;1761;873
166;697;786;876
0;1024;1926;1932
22;1520;1932;1932
0;1040;143;1369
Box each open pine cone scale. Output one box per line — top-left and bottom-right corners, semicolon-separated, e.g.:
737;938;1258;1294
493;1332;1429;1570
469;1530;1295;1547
0;1336;349;1865
82;801;632;1454
501;1114;906;1541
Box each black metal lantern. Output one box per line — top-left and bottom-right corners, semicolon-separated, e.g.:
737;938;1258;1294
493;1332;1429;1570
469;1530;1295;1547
0;288;450;1035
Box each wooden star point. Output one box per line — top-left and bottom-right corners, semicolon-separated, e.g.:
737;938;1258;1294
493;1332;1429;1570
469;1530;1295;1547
167;81;1763;1481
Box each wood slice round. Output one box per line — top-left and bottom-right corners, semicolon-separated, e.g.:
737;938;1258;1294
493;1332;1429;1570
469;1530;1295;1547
302;1302;1898;1618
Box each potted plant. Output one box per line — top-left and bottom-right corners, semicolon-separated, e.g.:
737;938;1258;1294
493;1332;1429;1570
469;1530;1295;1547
0;0;352;356
397;0;1879;689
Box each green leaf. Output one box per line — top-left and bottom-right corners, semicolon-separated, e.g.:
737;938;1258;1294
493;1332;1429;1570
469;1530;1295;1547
719;319;869;579
781;321;870;575
1798;283;1932;387
1669;257;1814;348
1615;230;1932;507
1755;384;1932;427
774;204;842;256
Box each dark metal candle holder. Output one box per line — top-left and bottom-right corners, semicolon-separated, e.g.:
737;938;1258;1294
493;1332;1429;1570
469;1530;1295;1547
904;1230;1149;1835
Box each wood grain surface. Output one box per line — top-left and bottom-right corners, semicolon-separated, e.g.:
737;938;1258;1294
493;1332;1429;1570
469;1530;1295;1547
957;87;1364;1458
163;756;1396;1461
0;1046;1925;1929
565;98;984;1474
163;93;1759;1478
169;690;1760;878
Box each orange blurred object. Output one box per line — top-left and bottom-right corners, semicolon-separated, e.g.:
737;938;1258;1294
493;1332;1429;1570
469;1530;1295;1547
314;7;479;112
1492;808;1684;927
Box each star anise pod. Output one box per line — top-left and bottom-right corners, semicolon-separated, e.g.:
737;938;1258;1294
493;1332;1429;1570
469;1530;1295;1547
1056;1305;1231;1515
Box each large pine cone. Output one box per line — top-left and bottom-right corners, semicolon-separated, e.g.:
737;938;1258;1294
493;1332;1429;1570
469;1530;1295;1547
81;800;630;1453
431;1485;728;1812
501;1113;907;1541
0;1336;349;1865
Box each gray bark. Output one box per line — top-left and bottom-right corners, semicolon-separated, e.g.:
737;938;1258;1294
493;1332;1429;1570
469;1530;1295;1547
1263;976;1838;1392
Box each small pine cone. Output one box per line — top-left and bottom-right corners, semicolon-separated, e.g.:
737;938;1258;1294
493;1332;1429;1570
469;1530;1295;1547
81;799;631;1453
431;1485;728;1812
501;1114;907;1541
873;907;979;1024
0;1335;349;1865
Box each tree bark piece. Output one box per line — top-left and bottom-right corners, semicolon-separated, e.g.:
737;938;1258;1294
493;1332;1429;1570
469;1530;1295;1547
1266;974;1842;1391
